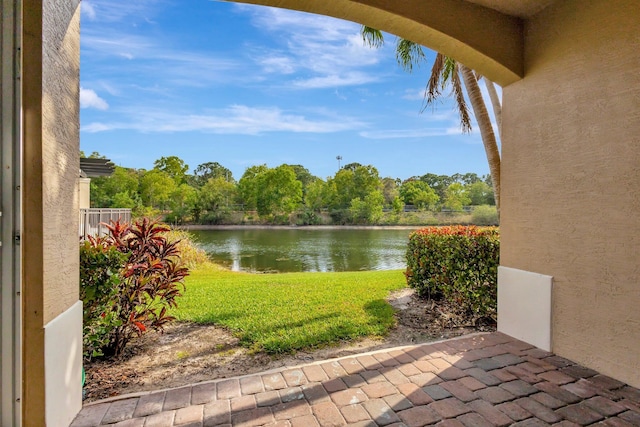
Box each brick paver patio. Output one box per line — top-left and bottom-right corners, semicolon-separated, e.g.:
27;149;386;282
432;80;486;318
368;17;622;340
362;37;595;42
72;332;640;426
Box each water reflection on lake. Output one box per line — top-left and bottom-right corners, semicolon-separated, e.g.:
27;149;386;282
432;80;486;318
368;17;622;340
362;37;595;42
189;227;417;273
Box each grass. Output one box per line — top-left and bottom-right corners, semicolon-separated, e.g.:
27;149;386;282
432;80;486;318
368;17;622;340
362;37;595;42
172;265;407;354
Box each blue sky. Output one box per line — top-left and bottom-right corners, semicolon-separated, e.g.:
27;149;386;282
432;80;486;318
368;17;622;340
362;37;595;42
80;0;495;181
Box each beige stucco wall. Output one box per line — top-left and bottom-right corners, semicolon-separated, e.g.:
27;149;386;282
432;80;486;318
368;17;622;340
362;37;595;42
42;0;81;325
22;0;81;423
501;0;640;387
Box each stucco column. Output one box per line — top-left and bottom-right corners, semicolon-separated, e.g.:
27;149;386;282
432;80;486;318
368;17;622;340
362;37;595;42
22;0;82;425
500;0;640;388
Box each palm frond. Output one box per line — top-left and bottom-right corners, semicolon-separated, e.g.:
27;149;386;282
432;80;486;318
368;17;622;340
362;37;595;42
422;53;445;109
441;56;457;89
396;38;425;72
361;25;385;48
450;64;473;133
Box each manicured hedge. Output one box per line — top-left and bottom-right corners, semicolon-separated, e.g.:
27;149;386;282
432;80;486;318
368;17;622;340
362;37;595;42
405;226;499;318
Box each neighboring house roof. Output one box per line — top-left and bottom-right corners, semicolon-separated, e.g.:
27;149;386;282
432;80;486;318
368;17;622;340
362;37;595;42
80;157;115;177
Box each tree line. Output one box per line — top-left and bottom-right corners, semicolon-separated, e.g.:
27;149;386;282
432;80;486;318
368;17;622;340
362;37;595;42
87;153;495;225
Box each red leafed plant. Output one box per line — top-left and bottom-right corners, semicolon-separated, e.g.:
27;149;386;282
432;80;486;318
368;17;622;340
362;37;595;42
80;218;189;359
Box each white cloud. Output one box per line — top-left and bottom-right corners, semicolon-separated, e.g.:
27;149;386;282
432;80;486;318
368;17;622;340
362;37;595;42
81;104;365;135
359;103;483;140
447;125;480;137
80;87;109;110
334;90;347;101
258;56;296;74
97;81;121;96
239;5;355;39
238;5;390;89
360;126;481;140
81;32;241;87
81;0;163;24
402;88;426;101
81;34;154;61
81;1;97;20
82;122;111;133
359;128;454;139
293;73;379;89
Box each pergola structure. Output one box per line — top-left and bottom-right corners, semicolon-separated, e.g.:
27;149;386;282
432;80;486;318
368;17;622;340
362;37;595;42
1;1;638;425
79;158;115;178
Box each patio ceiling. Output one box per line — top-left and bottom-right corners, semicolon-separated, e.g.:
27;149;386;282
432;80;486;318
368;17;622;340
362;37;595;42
465;0;557;18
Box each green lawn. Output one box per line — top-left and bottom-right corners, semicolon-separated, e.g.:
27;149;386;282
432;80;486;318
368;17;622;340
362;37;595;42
172;265;407;354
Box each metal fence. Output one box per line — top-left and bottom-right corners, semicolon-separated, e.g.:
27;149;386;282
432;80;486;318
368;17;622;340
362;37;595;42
79;208;132;239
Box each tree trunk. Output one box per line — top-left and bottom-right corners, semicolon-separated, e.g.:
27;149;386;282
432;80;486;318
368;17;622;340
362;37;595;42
459;65;501;215
484;78;502;139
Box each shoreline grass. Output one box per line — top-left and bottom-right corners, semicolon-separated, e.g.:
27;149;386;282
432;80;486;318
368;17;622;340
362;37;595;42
172;265;406;354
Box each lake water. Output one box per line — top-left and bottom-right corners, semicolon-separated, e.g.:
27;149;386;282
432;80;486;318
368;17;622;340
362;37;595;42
190;227;417;273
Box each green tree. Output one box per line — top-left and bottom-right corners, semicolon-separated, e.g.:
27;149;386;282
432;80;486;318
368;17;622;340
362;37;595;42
349;190;384;224
461;172;481;185
328;164;381;210
304;179;328;212
90;178;109;207
255;165;303;220
196;176;237;224
443;183;471;212
399;180;439;210
418;173;454;201
392;196;404;214
90;166;140;208
381;177;400;206
111;191;138;210
285;164;316;189
167;183;198;223
154;156;189;185
341;162;363;171
238;164;269;210
466;181;494;205
193;162;233;187
200;176;236;212
140;170;177;210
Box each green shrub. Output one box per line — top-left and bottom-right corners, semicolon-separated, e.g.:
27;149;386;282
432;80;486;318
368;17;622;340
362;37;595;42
80;219;189;360
329;209;350;225
405;226;499;318
164;208;192;225
295;209;322;225
471;205;499;226
201;209;232;225
80;243;128;360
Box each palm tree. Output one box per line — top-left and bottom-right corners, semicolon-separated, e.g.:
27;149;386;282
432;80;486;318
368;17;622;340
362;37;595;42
362;27;502;213
458;64;501;211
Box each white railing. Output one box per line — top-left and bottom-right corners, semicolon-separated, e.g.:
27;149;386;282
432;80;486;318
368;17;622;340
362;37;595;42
79;208;132;239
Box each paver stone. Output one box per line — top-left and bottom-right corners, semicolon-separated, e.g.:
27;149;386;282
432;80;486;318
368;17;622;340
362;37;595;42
362;399;401;426
398;405;441;426
429;398;471;418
